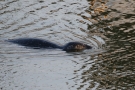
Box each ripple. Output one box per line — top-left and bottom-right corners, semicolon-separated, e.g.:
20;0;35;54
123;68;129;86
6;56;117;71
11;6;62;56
0;0;105;90
82;0;135;89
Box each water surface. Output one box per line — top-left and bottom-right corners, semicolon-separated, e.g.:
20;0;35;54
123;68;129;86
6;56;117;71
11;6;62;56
0;0;103;90
1;0;134;90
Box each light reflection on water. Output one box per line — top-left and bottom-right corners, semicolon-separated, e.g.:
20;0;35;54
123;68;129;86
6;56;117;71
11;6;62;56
1;0;135;89
0;43;101;90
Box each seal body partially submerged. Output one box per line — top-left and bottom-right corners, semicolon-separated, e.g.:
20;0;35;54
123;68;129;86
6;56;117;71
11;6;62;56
8;38;92;52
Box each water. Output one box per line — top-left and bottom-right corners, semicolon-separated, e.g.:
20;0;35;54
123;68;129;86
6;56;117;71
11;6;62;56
0;0;135;90
85;0;135;89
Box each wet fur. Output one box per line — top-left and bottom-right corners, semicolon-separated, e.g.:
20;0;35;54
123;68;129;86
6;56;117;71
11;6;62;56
8;38;92;52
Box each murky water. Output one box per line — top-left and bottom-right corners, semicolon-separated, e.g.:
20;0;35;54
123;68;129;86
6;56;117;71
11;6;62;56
84;0;135;90
0;0;135;90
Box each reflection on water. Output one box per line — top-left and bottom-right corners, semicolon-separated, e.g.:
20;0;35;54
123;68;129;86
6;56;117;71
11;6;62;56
1;0;134;90
0;0;104;90
72;0;135;89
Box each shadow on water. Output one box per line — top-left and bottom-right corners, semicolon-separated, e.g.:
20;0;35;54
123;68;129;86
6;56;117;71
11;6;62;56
70;0;135;89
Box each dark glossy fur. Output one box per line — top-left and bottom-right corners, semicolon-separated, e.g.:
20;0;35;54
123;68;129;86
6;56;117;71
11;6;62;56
8;38;92;52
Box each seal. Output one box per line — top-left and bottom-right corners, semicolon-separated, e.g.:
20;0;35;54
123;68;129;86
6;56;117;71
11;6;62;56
8;38;92;52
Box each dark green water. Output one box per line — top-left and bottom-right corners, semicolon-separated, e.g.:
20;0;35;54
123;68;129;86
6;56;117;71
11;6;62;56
78;0;135;89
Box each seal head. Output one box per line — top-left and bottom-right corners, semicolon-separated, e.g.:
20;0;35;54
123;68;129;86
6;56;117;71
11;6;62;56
63;42;92;52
